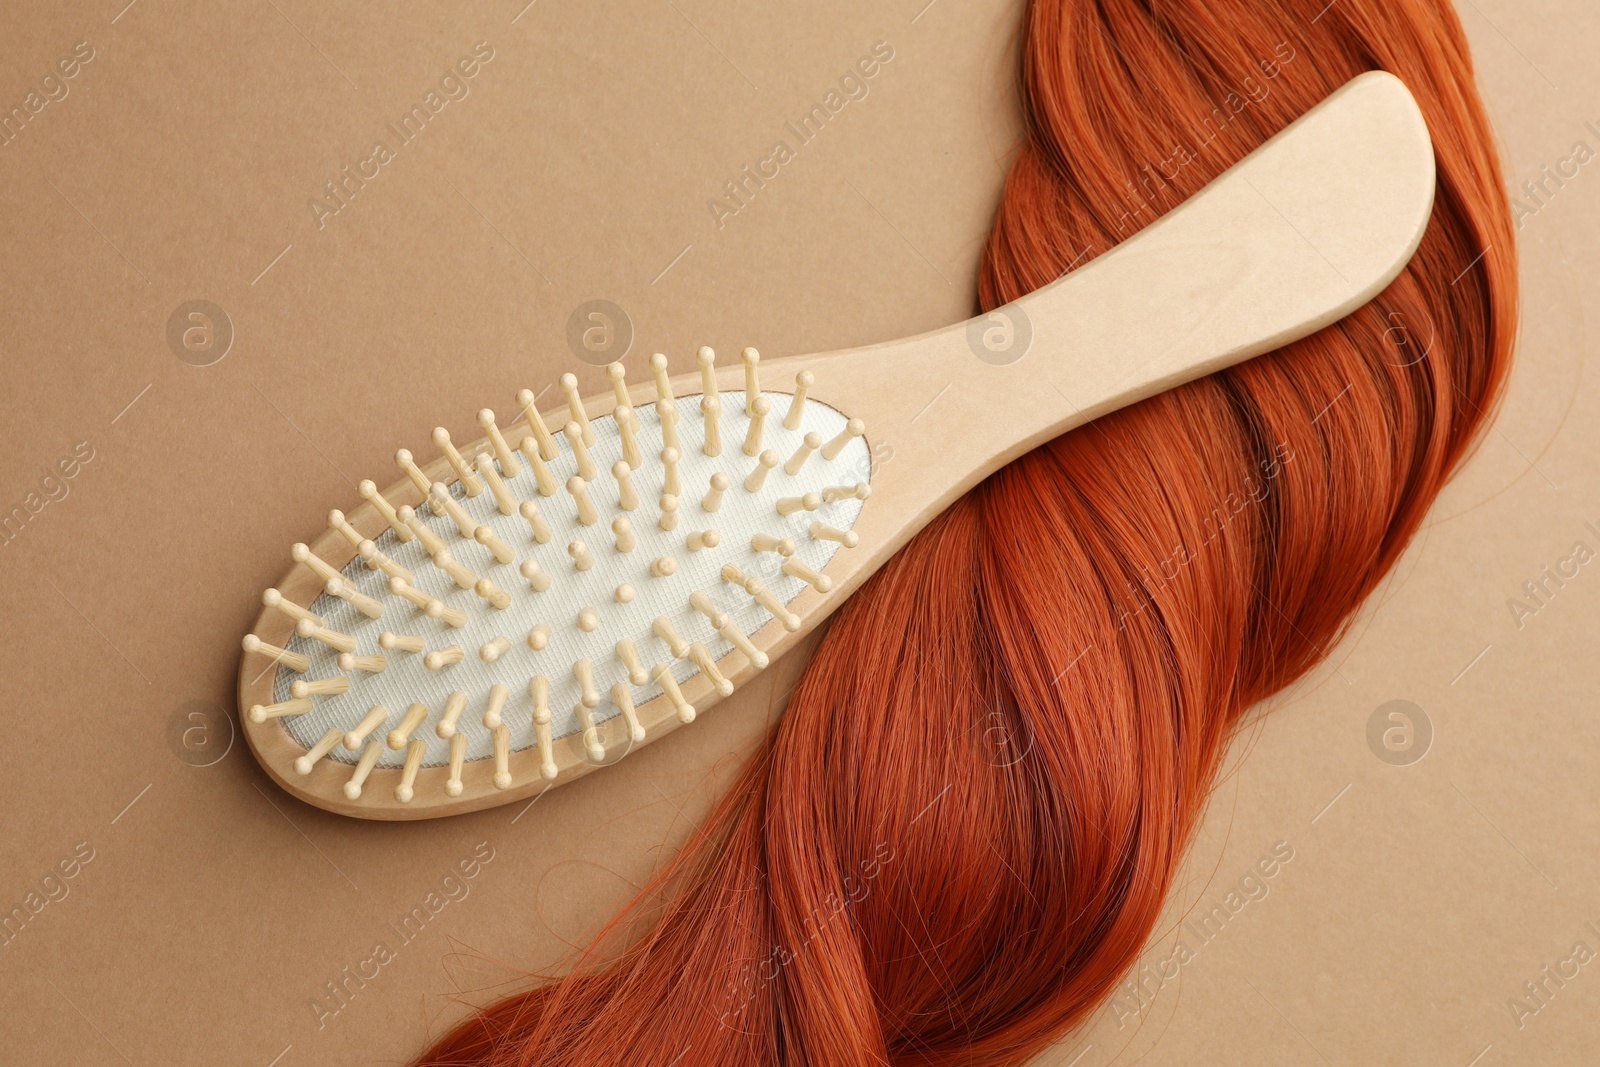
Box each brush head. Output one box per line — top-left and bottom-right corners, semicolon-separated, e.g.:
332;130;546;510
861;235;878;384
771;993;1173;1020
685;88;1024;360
240;353;870;818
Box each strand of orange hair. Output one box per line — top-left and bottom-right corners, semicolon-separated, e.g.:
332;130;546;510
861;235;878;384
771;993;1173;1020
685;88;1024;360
418;1;1514;1062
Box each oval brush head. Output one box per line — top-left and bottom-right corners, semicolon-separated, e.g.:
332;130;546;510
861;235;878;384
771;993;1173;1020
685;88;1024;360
242;350;870;818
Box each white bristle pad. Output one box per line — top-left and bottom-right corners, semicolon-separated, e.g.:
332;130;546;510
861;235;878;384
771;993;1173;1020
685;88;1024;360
276;391;868;768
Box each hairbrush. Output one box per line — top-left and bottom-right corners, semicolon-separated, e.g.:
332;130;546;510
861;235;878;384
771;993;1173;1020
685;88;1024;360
240;72;1433;818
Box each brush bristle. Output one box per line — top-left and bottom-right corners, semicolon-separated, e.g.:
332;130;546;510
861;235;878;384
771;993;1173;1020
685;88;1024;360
245;353;870;804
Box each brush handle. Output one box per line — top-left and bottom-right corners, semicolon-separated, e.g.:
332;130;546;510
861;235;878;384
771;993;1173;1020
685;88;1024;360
784;72;1433;570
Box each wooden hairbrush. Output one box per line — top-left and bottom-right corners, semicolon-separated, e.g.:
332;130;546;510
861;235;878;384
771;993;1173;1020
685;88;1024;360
240;72;1434;819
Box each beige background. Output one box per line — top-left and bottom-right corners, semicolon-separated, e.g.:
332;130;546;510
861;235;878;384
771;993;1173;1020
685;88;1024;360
0;0;1593;1063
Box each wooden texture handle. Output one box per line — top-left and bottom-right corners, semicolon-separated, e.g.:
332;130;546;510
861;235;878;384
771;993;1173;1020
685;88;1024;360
789;72;1434;565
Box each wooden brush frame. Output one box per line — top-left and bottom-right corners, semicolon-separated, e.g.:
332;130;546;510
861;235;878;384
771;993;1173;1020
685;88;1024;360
241;72;1434;819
